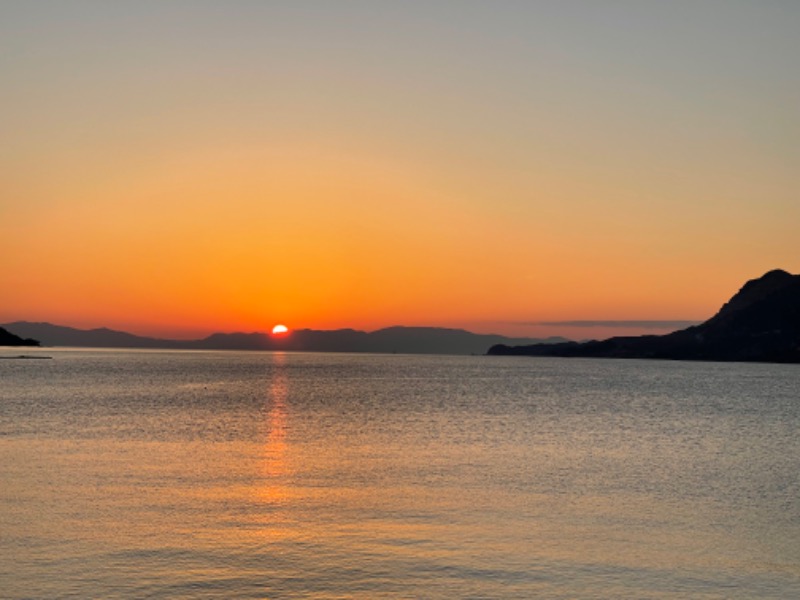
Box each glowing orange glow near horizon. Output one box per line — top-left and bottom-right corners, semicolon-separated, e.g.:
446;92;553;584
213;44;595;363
271;324;289;336
1;3;797;341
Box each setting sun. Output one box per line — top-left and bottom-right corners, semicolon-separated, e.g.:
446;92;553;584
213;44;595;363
271;324;289;335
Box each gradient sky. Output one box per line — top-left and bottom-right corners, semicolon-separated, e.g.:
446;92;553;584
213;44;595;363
2;1;798;340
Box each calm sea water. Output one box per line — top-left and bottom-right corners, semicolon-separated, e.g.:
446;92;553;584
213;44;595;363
1;348;798;599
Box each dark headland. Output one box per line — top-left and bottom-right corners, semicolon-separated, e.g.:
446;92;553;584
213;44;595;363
488;269;800;363
0;327;40;347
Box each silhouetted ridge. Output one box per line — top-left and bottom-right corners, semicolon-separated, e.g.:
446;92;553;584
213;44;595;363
1;321;566;355
488;269;800;363
198;332;271;350
0;322;184;349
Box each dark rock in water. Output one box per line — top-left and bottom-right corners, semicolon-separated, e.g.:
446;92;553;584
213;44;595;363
488;269;800;363
0;327;40;347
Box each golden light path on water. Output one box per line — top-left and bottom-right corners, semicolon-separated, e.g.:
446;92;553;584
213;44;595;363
264;354;288;476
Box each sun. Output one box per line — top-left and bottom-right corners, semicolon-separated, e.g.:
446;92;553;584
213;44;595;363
271;324;289;335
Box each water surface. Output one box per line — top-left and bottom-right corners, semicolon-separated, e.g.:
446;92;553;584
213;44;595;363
1;349;798;598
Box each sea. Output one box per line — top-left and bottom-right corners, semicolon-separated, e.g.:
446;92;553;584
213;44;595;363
1;348;798;599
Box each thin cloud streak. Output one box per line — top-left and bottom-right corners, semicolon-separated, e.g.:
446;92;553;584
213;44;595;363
529;320;701;329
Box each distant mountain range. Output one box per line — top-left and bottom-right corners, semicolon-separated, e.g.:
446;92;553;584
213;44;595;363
1;322;567;355
489;269;800;363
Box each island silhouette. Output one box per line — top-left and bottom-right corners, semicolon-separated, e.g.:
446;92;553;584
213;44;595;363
489;269;800;363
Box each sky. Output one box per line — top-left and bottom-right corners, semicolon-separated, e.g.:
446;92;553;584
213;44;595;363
2;1;798;340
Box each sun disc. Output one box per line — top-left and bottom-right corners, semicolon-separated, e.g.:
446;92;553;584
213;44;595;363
272;324;289;335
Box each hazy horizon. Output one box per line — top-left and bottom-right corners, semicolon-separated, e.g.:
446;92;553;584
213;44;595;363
3;315;703;343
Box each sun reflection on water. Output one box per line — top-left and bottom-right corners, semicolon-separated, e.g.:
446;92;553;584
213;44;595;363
245;352;297;545
264;352;289;480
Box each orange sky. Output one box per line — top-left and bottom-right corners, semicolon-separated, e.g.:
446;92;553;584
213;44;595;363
2;3;798;341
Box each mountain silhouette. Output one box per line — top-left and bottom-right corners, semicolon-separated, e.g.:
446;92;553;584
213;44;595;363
488;269;800;363
0;326;40;347
1;322;567;356
0;323;191;349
